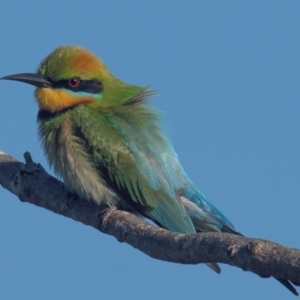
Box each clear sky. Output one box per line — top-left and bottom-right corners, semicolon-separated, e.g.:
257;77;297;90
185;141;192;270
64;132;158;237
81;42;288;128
0;1;299;299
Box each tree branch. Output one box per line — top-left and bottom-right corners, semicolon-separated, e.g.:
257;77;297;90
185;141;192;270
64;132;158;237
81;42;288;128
0;151;299;286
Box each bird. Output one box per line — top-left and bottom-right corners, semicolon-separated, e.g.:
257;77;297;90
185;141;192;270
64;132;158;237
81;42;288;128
1;45;298;295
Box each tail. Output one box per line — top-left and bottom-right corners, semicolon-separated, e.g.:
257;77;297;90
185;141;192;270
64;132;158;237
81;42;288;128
275;278;299;296
206;262;221;274
179;189;299;295
223;227;300;295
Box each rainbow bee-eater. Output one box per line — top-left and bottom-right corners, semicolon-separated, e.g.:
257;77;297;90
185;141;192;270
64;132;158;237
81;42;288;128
1;45;298;295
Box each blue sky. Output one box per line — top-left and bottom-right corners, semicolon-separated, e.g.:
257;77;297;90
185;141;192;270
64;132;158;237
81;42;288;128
0;1;300;299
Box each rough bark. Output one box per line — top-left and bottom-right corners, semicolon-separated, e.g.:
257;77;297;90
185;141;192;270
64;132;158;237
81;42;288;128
0;151;299;287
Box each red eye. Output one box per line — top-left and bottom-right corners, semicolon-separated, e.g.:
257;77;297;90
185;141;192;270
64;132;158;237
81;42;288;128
68;78;80;88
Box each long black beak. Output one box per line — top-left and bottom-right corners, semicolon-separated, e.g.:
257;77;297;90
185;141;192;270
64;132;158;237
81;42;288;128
0;73;52;88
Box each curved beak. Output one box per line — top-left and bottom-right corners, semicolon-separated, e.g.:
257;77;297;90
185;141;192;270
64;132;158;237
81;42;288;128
0;73;52;88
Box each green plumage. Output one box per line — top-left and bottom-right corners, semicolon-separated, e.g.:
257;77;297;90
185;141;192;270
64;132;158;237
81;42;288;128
2;45;299;294
38;97;195;234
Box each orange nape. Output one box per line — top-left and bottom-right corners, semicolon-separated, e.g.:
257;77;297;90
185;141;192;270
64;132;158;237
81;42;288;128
38;46;109;82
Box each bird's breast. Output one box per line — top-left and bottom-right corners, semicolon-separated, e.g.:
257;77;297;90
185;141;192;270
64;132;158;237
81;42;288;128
38;114;118;206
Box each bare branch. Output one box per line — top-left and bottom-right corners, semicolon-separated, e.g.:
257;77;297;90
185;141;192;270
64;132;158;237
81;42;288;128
0;151;299;286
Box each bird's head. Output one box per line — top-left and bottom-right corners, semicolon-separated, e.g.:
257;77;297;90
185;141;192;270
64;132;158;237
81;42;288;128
1;45;146;113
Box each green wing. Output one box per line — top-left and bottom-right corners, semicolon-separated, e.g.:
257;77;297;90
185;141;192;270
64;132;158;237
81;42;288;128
73;104;195;234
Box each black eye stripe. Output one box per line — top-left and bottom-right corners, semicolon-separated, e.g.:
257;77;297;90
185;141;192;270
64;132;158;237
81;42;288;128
51;78;103;94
